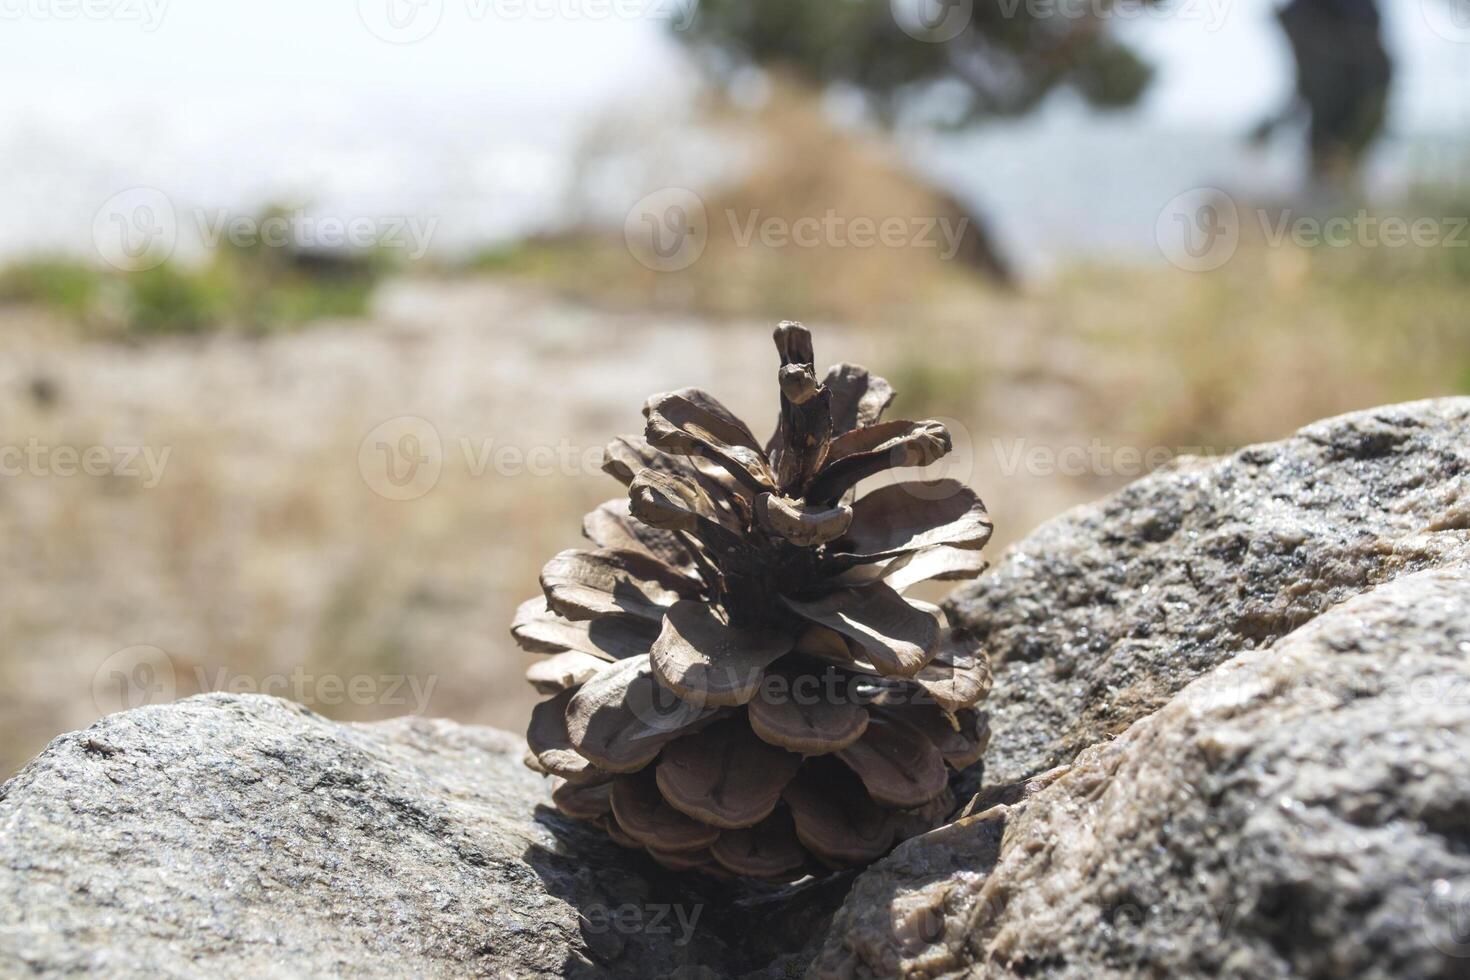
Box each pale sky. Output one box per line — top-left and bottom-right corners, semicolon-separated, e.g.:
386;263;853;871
0;0;1464;262
2;0;1463;129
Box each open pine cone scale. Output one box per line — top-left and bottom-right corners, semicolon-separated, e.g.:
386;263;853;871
514;323;994;879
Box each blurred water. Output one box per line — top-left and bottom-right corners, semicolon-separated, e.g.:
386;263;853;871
916;112;1470;276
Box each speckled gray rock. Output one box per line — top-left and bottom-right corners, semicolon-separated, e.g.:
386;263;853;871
814;564;1470;978
0;694;843;978
946;397;1470;788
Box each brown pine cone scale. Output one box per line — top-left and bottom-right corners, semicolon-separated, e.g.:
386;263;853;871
512;323;994;879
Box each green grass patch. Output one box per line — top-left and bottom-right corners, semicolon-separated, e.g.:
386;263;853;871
0;259;104;319
0;221;394;338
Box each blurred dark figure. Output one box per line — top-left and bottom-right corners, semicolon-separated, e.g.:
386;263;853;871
1255;0;1392;184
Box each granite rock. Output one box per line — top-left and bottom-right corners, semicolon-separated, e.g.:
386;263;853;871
945;397;1470;788
814;564;1470;978
0;694;839;978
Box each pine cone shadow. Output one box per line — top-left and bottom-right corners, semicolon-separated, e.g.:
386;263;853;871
525;803;856;978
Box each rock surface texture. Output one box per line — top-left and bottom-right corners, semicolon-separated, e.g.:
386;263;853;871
3;398;1469;978
0;695;838;978
813;565;1470;977
946;397;1470;788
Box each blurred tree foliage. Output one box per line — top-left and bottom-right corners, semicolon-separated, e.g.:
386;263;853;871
675;0;1157;125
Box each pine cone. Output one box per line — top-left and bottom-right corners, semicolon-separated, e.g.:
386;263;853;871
514;322;994;880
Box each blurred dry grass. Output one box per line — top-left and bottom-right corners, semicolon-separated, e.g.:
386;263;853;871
0;92;1466;778
470;84;1001;322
